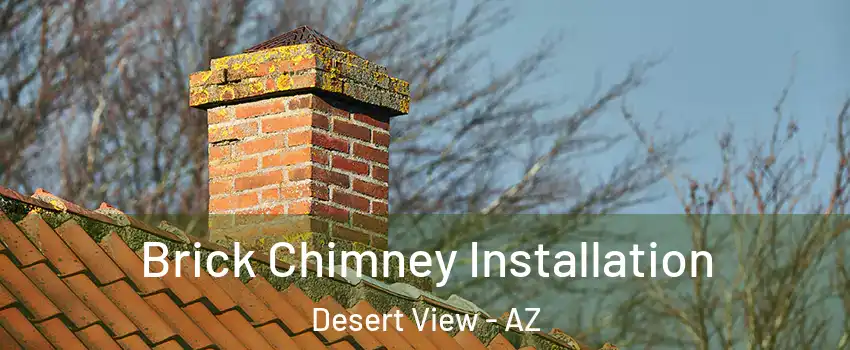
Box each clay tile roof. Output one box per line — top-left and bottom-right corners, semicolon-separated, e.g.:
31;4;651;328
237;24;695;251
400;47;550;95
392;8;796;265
244;25;352;53
0;185;608;349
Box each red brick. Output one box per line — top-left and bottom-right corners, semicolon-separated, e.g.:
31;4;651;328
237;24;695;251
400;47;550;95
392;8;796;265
334;120;371;142
311;113;330;130
289;167;350;188
287;95;312;110
296;95;331;116
292;58;318;71
261;113;312;133
228;61;298;80
371;201;388;215
332;225;370;244
210;180;233;195
209;158;258;178
313;132;350;153
252;61;278;76
353;144;388;164
190;70;225;87
269;112;329;132
264;77;276;91
353;179;388;200
242;205;285;216
234;99;287;119
372;130;390;147
332;156;368;175
291;73;317;89
287;200;311;215
260;188;279;204
311;148;330;165
312;203;350;223
209;121;258;143
234;170;282;190
280;182;329;201
372;235;388;250
208;108;231;124
332;189;370;212
262;148;311;168
352;213;387;234
287;167;309;182
353;113;388;130
210;192;259;211
371;166;389;182
315;168;350;187
238;135;286;155
287;130;311;146
209;145;231;162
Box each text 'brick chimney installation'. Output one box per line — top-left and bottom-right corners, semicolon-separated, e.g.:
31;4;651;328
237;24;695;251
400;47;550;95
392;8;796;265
189;26;409;254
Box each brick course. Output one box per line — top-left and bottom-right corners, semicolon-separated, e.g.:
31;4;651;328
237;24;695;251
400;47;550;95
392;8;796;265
205;93;394;248
190;29;409;251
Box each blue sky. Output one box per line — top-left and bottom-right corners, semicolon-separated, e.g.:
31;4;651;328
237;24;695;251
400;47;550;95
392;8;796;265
481;0;849;213
454;1;849;338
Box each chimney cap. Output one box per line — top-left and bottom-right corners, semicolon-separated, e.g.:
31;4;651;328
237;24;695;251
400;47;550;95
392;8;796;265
244;25;353;54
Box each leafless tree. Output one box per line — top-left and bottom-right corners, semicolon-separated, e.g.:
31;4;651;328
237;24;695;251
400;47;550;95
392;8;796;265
1;0;684;345
597;80;850;349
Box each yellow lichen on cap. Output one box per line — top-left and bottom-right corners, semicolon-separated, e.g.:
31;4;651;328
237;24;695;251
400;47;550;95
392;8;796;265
190;43;408;115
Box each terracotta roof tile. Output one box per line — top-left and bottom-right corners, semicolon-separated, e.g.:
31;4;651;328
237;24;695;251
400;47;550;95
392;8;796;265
216;309;276;350
0;185;53;212
16;212;86;276
0;307;53;349
387;306;438;350
21;263;99;329
282;284;347;343
100;280;177;343
115;334;151;350
420;319;465;350
455;330;489;350
0;325;22;349
143;248;204;306
316;296;382;349
32;188;116;224
348;300;411;349
53;220;125;285
0;210;47;267
34;316;88;349
0;254;61;321
62;274;138;338
143;292;214;349
246;276;311;334
488;334;518;350
328;341;357;350
100;232;167;295
0;281;16;309
176;255;238;312
254;322;301;350
292;331;329;349
181;302;245;348
0;185;611;350
152;340;185;350
213;271;277;324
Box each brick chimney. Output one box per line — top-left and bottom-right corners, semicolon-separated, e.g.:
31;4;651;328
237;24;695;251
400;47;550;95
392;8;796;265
188;26;408;254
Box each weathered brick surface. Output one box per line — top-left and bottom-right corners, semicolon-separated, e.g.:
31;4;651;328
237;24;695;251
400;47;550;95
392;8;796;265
202;93;393;248
193;35;405;250
190;43;409;114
